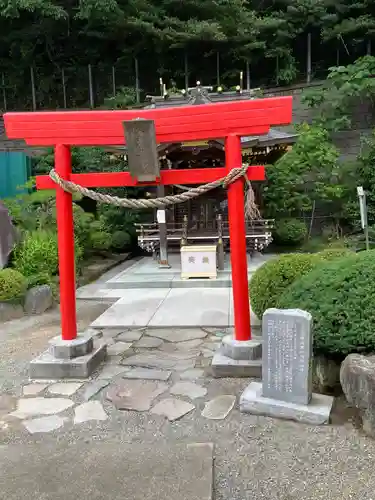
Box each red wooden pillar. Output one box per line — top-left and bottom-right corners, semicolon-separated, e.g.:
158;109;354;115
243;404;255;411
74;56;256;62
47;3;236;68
225;134;251;341
55;144;77;341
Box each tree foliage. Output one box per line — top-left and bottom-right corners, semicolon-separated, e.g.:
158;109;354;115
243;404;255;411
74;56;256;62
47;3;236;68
1;0;375;107
262;124;345;217
303;56;375;131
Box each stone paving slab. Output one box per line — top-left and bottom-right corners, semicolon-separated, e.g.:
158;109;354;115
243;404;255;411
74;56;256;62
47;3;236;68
76;285;127;300
116;330;144;342
147;328;207;343
23;415;67;434
96;366;131;380
122;368;172;381
107;274;178;289
135;337;164;348
22;384;49;396
121;352;197;371
107;341;133;355
201;395;236;420
48;383;83;396
170;382;207;400
151;398;196;421
149;289;231;328
0;441;214;500
91;289;170;328
74;401;108;424
9;398;74;419
107;380;169;411
83;380;110;401
179;369;205;380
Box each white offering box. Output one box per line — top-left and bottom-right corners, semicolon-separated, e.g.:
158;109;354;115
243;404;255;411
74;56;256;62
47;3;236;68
180;245;217;279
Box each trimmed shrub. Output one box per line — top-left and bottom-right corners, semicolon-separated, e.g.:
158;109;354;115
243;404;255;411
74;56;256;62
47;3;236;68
88;217;112;252
14;230;59;277
90;231;112;251
250;253;319;318
0;268;27;302
273;218;307;245
317;248;354;261
111;230;132;251
277;251;375;357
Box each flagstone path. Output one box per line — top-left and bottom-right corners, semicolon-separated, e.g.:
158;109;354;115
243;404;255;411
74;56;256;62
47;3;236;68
4;326;241;434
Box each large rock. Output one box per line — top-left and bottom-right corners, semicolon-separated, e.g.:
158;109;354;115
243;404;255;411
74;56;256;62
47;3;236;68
340;354;375;436
0;302;24;322
0;201;17;269
24;285;53;315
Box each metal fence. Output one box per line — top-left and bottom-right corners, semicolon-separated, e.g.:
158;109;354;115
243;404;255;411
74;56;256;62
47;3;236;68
0;35;370;112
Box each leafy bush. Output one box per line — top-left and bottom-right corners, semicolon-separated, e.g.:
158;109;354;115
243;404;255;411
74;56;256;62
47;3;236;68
111;230;132;251
0;269;27;302
14;230;83;278
14;231;59;277
277;251;375;357
250;253;319;318
26;271;53;289
273;218;307;245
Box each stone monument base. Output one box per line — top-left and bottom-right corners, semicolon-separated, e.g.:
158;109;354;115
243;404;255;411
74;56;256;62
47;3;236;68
29;334;107;379
239;382;334;425
211;335;262;378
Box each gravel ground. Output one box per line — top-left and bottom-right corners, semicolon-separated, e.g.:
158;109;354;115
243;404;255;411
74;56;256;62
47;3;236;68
1;301;374;500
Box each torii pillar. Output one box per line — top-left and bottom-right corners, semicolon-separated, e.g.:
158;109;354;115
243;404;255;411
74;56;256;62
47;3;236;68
4;96;292;379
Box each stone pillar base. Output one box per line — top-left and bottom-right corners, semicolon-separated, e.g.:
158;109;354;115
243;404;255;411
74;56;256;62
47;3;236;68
240;382;334;425
29;333;107;380
211;334;262;378
159;261;171;269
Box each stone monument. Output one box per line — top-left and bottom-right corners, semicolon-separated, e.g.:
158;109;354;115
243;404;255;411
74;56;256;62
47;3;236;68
240;308;334;425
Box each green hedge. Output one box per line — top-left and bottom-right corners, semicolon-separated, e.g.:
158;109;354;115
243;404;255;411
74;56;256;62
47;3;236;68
250;249;355;319
0;269;27;302
277;251;375;357
250;253;319;318
318;248;354;261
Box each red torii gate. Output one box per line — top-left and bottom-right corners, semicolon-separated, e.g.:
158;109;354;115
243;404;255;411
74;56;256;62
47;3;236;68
4;96;292;344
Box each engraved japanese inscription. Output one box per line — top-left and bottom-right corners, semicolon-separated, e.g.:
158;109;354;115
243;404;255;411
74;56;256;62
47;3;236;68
123;119;160;181
262;308;313;405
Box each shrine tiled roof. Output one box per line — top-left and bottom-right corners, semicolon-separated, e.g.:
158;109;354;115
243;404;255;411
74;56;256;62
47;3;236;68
144;84;297;148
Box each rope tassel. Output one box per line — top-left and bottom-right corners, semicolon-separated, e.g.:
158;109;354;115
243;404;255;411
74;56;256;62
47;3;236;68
244;176;260;220
49;164;260;219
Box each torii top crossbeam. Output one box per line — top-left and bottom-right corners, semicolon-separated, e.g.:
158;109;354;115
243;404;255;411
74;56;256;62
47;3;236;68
4;96;292;343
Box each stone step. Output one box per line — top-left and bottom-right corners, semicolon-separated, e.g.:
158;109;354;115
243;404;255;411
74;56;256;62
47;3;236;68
104;276;235;290
0;441;214;500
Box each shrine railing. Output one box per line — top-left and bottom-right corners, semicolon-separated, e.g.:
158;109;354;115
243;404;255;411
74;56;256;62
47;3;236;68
135;216;274;255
